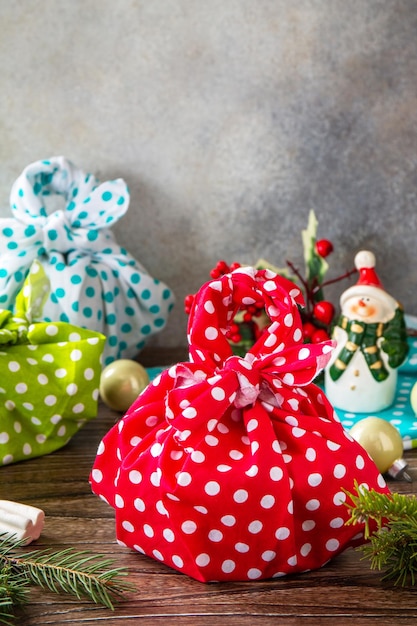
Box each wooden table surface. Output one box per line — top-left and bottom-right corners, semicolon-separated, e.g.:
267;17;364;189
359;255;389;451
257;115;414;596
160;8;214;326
2;348;417;625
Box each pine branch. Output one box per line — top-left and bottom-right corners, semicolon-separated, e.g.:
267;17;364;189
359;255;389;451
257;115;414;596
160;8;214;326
345;482;417;585
14;547;134;607
0;537;30;625
0;565;30;625
0;534;135;622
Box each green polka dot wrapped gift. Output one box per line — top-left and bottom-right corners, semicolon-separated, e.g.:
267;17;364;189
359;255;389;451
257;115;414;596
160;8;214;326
0;157;175;365
0;261;105;465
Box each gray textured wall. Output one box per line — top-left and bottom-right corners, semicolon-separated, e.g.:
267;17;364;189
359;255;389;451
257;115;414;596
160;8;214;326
1;1;417;348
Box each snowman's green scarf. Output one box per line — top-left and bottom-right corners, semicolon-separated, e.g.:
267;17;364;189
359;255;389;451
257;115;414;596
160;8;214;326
329;307;408;382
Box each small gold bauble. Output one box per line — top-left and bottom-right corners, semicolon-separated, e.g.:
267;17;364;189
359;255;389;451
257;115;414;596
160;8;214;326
100;359;150;412
349;416;403;474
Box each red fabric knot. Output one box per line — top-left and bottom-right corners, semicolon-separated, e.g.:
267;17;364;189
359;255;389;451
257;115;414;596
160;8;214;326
186;266;308;369
223;353;260;408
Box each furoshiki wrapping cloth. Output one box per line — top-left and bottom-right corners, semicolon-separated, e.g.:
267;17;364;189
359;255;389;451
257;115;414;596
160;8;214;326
0;157;175;365
0;261;105;465
90;267;390;582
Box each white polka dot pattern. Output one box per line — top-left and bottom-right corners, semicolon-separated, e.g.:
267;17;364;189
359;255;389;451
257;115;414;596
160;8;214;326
0;263;105;464
0;157;174;365
90;267;390;582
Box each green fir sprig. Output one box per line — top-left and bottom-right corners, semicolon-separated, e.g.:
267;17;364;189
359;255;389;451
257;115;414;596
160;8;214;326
0;565;29;625
0;534;135;624
345;482;417;586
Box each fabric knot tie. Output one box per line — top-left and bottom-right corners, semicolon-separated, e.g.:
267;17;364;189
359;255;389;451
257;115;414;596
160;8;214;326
223;353;261;408
1;156;131;263
42;210;73;254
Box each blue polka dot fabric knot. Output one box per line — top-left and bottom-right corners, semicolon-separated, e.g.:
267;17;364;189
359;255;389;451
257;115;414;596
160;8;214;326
0;157;175;364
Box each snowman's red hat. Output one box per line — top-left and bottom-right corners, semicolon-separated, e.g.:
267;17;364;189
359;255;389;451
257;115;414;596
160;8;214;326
354;250;383;288
340;250;398;316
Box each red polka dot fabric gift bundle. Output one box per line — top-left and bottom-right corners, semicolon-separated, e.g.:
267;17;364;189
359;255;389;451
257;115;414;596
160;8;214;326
90;266;390;582
0;157;175;365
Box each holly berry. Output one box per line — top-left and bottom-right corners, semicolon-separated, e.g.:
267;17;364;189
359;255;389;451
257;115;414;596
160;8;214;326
228;330;242;343
184;294;194;314
210;260;226;278
226;323;242;343
302;321;317;342
315;239;334;258
313;300;335;326
311;328;330;343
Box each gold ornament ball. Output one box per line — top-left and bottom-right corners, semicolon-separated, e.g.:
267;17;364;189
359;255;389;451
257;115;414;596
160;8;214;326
349;417;403;474
100;359;150;412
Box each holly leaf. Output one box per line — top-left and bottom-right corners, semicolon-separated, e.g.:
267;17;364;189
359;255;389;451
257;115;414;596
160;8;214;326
301;210;329;301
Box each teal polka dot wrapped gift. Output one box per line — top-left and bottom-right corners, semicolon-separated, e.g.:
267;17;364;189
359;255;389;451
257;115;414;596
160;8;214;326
0;157;175;364
0;261;105;465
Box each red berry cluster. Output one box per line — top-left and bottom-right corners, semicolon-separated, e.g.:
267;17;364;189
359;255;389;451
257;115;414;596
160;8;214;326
184;238;353;350
183;293;195;315
209;259;241;279
184;262;243;315
301;239;335;343
302;302;335;343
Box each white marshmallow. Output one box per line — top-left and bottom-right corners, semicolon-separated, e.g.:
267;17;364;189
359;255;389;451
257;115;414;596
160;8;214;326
0;500;45;544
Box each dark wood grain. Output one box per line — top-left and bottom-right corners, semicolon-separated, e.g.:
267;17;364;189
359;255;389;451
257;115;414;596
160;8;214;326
2;348;417;625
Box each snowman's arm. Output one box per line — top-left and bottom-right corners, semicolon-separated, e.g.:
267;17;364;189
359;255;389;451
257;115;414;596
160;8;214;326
380;307;409;368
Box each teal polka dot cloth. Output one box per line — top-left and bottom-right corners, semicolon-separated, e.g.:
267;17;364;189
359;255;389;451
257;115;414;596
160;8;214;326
0;261;106;465
0;157;175;364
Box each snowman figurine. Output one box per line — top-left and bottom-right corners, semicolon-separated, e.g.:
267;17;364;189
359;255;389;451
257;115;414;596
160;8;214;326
324;250;408;413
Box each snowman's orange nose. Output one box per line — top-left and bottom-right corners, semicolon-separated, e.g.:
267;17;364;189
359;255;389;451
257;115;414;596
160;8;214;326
358;299;367;307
